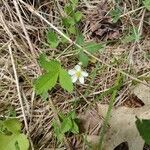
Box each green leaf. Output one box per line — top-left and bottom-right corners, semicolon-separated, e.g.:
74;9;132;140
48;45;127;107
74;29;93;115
70;0;78;5
69;111;76;119
0;119;29;150
70;0;78;9
52;120;63;141
74;11;83;22
4;119;21;134
71;121;79;134
136;117;150;145
64;4;73;15
68;25;76;34
41;91;48;100
62;17;75;27
47;30;59;48
61;118;72;133
39;54;61;73
58;112;66;120
143;0;150;11
110;7;121;23
61;32;69;43
59;68;73;93
67;111;79;134
53;111;79;141
79;51;89;67
76;33;84;45
35;72;58;95
85;42;104;54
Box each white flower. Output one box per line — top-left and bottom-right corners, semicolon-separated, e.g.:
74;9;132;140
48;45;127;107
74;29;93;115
68;65;88;84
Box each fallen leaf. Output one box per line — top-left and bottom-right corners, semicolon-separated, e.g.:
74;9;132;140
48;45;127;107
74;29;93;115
86;82;150;150
132;82;150;105
78;108;102;135
87;1;122;41
98;104;150;150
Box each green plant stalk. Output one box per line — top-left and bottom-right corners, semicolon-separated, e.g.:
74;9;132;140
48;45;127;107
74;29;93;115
84;63;99;97
98;74;122;150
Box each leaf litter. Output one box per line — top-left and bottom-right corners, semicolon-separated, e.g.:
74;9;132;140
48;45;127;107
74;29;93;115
0;0;150;149
86;82;150;150
86;1;122;41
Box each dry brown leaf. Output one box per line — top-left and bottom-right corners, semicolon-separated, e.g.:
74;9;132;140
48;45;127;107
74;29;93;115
132;82;150;105
87;1;121;41
87;83;150;150
78;108;102;135
98;104;150;150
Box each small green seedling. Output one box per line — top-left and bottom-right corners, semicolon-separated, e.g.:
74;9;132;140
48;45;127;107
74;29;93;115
34;54;73;97
47;29;60;48
52;111;79;141
0;118;29;150
62;0;83;35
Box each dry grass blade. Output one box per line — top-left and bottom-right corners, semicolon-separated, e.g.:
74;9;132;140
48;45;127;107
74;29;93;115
8;43;34;150
12;0;40;73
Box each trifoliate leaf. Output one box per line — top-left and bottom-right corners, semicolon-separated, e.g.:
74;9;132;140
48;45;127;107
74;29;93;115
35;72;59;95
59;68;73;93
79;51;89;67
0;119;29;150
53;111;79;141
39;54;61;73
84;42;104;54
47;30;59;48
136;117;150;145
61;111;79;134
143;0;150;11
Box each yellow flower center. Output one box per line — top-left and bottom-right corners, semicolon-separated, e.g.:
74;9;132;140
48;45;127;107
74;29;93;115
76;71;81;77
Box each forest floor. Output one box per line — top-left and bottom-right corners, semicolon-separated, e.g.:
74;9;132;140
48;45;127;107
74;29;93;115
0;0;150;150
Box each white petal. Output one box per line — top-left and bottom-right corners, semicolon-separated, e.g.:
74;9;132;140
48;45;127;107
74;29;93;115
75;65;81;71
79;76;84;84
81;71;88;77
68;69;76;75
71;75;78;83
